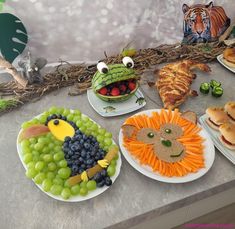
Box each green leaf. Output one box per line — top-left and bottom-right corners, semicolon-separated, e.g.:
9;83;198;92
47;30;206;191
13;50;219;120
0;13;28;63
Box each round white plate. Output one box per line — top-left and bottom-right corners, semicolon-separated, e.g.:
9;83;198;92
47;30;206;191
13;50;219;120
87;88;146;117
17;111;122;202
119;109;215;183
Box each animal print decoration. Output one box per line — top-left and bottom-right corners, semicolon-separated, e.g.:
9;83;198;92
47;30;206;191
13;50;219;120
182;1;230;44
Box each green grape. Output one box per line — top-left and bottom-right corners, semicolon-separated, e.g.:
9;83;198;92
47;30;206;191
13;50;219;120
42;167;48;173
33;155;40;162
34;173;46;184
31;118;40;124
54;145;62;152
34;142;44;151
53;177;64;186
74;109;81;116
98;128;106;135
58;168;71;179
42;179;52;192
85;129;91;135
86;180;96;191
39;115;47;124
91;131;98;137
104;138;112;146
105;132;112;138
27;161;36;169
38;137;48;144
42;146;50;154
76;120;83;128
99;142;105;149
107;165;116;177
71;184;80;195
79;187;88;196
97;135;104;143
42;154;53;162
72;116;80;123
50;184;63;195
23;153;33;164
21;145;31;155
46;132;52;138
48;162;57;171
26;168;37;179
29;138;37;144
103;146;109;152
54;141;62;146
62;109;70;116
57;107;64;114
85;120;93;127
80;181;87;188
64;179;73;188
21;121;32;129
49;106;57;114
21;139;30;147
32;150;40;157
46;171;56;179
81;115;89;122
61;188;71;200
35;161;45;171
110;159;117;166
90;124;98;131
48;143;55;149
42;111;50;117
58;160;67;168
79;126;87;133
54;152;64;162
67;113;74;121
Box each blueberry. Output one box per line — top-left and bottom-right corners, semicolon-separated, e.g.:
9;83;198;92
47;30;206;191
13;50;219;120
57;114;62;119
71;155;77;160
81;150;86;158
95;155;99;161
80;139;84;144
78;168;84;174
81;164;86;169
72;165;78;172
75;129;81;135
75;151;80;157
90;150;96;157
82;135;88;140
74;159;79;164
78;157;84;163
86;159;93;165
64;136;71;142
70;145;76;152
104;177;112;186
100;170;107;177
68;150;74;156
92;162;97;166
63;146;69;153
61;116;67;121
86;165;92;169
93;173;102;182
51;114;57;119
65;154;70;159
97;180;105;188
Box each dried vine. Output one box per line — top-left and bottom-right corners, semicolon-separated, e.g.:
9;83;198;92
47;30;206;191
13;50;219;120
0;41;230;115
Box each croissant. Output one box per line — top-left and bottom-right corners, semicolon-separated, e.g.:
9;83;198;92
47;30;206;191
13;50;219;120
155;60;211;109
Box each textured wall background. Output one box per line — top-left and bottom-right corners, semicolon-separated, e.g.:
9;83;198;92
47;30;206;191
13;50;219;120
3;0;235;62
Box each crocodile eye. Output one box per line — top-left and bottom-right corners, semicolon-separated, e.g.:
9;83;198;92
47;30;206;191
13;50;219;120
97;62;109;74
122;56;134;68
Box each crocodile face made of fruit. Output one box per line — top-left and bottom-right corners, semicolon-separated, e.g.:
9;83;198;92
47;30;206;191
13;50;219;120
92;56;139;102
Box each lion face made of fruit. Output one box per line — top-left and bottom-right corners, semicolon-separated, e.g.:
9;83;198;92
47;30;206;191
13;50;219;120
122;109;205;177
19;107;119;200
92;57;139;102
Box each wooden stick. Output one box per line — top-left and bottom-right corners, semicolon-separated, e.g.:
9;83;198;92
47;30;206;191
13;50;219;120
0;57;28;88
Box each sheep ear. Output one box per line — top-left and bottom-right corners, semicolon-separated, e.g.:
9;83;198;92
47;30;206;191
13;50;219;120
35;58;47;69
206;1;213;9
182;4;190;14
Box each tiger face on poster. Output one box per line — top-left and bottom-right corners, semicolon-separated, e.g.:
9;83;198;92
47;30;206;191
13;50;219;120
182;1;230;43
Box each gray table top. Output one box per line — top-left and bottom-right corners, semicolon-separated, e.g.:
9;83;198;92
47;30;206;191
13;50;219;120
1;62;235;229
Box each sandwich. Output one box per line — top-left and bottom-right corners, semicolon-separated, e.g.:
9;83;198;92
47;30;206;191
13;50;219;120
224;101;235;123
223;48;235;69
206;107;229;130
219;123;235;150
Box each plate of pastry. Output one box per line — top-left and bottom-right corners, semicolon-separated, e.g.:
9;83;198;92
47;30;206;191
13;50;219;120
119;109;215;183
17;106;122;202
217;48;235;73
199;101;235;164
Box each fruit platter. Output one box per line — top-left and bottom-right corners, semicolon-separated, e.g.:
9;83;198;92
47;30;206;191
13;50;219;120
17;107;121;201
119;109;215;183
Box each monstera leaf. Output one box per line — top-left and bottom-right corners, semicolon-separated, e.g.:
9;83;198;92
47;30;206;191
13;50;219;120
0;13;28;63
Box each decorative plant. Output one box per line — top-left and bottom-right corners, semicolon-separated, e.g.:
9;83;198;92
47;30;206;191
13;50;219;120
0;0;28;63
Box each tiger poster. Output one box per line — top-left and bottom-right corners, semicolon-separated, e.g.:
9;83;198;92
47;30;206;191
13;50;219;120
182;1;230;44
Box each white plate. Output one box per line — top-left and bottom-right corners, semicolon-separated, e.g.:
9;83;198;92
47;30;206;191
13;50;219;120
217;54;235;73
87;88;146;117
119;109;215;183
17;111;122;202
199;114;235;165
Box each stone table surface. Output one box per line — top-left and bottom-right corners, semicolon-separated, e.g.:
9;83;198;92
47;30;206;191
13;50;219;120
1;62;235;229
